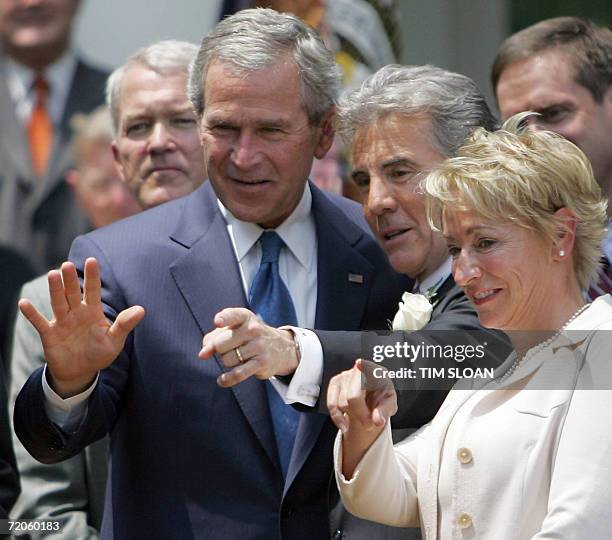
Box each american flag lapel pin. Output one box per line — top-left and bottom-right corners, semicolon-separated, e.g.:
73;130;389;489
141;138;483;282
348;273;363;284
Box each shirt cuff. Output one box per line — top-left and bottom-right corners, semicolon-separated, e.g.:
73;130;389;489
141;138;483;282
270;327;323;407
42;365;98;431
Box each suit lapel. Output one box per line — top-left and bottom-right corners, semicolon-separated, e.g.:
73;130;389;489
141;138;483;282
434;275;456;301
169;184;278;469
430;276;455;317
312;186;375;331
287;185;375;488
284;411;327;494
0;58;33;183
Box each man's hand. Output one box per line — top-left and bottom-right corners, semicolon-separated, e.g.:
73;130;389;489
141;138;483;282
199;307;299;388
327;359;397;479
18;257;145;398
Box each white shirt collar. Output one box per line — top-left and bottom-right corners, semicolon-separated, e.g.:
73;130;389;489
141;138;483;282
416;257;452;295
217;183;316;271
4;50;77;125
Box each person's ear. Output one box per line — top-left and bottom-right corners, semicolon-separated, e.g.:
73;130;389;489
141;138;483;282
65;168;79;189
313;108;335;160
551;207;577;261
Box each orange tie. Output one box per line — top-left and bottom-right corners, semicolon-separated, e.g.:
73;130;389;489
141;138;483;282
28;76;53;176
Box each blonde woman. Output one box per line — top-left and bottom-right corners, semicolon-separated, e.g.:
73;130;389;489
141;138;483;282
329;114;612;539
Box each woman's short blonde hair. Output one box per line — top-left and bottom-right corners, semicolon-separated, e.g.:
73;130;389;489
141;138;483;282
424;112;608;290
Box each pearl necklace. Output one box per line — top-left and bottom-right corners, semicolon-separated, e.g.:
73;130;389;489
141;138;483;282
498;303;590;383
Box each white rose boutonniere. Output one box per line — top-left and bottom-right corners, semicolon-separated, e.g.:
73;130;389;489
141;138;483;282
391;292;433;331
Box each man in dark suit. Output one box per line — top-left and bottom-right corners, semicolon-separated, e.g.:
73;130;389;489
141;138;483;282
0;0;109;273
0;246;37;364
202;65;509;539
0;355;19;521
13;9;408;539
9;38;203;536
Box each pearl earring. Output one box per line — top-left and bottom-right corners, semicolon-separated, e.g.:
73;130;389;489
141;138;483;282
559;250;565;257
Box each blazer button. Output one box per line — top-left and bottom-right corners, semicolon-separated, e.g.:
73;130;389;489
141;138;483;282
457;512;473;529
457;447;472;464
332;530;343;540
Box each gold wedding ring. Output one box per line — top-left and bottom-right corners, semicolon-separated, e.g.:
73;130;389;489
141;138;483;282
235;347;245;364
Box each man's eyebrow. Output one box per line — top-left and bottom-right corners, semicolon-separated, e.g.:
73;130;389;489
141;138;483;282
534;101;575;114
350;157;420;182
202;111;230;123
253;118;291;128
123;104;195;120
171;105;198;114
381;157;419;170
121;111;149;124
514;98;573;116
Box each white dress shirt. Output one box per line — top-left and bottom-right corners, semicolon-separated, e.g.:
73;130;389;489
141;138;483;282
4;51;77;126
218;184;317;327
42;185;319;427
283;258;453;407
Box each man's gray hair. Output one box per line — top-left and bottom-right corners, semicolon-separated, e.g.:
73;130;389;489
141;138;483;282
106;40;199;131
187;8;341;125
337;64;498;156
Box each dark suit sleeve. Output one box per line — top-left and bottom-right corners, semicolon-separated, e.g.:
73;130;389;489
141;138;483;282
0;357;19;518
0;247;37;364
314;287;511;428
13;235;131;465
9;277;106;537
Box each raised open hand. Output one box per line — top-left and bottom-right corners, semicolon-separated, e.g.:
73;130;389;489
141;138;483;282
18;257;145;397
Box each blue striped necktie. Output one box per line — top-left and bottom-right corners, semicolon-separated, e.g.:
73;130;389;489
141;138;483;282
249;231;300;478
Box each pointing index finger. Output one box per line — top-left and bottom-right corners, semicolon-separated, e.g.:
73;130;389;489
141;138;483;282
214;307;254;329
